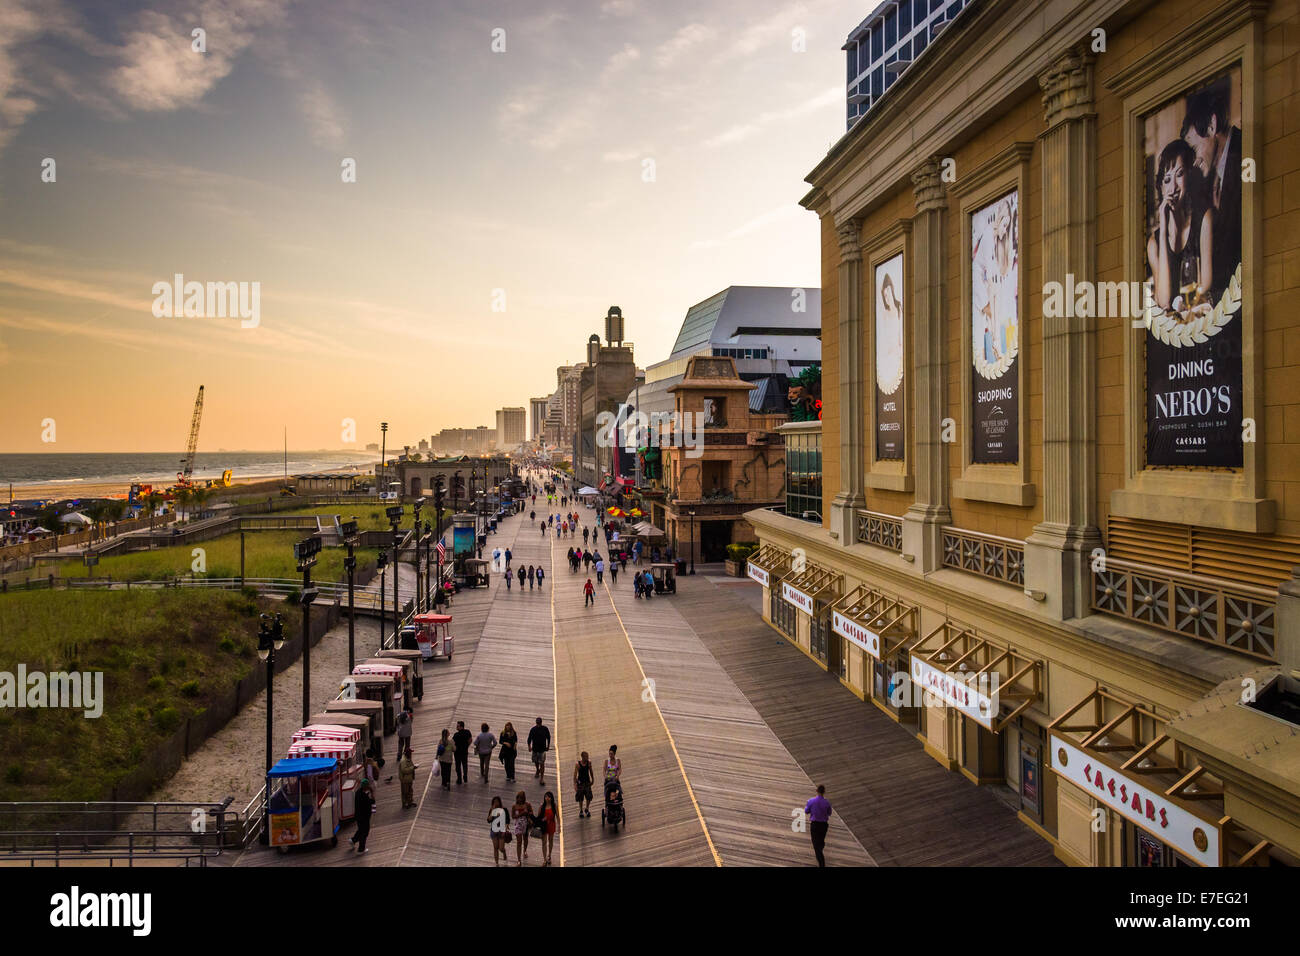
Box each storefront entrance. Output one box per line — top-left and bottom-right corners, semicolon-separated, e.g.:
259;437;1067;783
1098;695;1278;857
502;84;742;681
1124;821;1194;867
700;519;731;562
960;714;1004;783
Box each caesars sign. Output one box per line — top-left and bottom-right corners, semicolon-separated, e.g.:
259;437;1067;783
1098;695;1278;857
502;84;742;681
875;253;905;460
1141;66;1243;467
971;191;1020;463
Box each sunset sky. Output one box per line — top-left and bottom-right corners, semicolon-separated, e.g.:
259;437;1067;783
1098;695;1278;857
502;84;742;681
0;0;851;454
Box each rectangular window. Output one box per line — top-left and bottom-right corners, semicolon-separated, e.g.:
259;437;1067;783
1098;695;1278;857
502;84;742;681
899;1;911;32
871;25;882;60
914;29;927;57
873;66;883;99
885;10;896;48
860;34;871;74
915;0;928;22
847;47;857;84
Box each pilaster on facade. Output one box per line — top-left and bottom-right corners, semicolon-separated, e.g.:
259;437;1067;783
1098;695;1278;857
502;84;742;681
1025;45;1102;620
903;157;951;572
831;215;866;545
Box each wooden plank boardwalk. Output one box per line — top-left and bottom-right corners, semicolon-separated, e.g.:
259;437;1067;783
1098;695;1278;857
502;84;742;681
671;575;1061;867
237;476;1056;867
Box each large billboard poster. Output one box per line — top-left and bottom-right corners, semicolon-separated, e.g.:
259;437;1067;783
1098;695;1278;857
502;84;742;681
1142;67;1243;467
971;191;1020;463
875;253;905;460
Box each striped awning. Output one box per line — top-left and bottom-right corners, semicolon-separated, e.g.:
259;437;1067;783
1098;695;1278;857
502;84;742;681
747;543;792;577
287;742;353;762
910;620;1042;733
292;725;361;745
782;562;842;608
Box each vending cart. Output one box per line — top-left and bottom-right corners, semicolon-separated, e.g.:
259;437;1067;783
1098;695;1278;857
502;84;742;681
288;739;361;821
265;756;342;852
375;648;424;701
411;612;455;662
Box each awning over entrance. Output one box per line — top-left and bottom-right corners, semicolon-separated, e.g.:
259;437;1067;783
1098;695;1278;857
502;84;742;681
1047;688;1253;867
830;584;919;660
781;562;843;616
746;544;791;587
909;621;1042;733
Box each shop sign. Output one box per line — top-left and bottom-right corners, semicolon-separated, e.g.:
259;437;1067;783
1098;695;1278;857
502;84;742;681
1049;733;1219;865
747;562;769;587
832;611;880;658
782;581;815;615
269;813;300;846
910;655;997;729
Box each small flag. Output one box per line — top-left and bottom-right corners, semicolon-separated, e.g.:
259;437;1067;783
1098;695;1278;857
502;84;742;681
436;539;446;561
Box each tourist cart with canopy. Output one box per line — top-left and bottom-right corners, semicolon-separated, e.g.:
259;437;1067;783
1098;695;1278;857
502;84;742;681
462;557;491;588
364;657;414;706
651;563;677;595
266;756;342;852
288;736;361;821
376;648;424;701
341;674;397;735
411;612;455;662
322;700;384;758
353;662;405;714
307;713;376;766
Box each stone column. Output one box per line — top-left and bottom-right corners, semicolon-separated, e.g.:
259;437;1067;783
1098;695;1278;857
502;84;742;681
1024;46;1103;619
902;158;951;571
830;215;866;544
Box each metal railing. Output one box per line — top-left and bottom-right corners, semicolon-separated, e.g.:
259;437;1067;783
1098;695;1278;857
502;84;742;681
856;510;903;552
0;799;237;866
1091;556;1277;662
941;526;1025;587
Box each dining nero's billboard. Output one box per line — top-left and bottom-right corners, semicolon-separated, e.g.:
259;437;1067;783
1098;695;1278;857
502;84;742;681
971;190;1020;464
1141;66;1243;467
875;252;905;460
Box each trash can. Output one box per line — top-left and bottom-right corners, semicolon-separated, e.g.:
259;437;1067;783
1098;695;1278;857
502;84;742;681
675;559;687;574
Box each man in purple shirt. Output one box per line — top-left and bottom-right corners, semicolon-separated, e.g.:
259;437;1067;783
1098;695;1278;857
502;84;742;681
804;784;832;867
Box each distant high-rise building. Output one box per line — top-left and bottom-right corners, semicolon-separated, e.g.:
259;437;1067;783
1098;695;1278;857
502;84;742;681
529;397;549;443
495;407;526;451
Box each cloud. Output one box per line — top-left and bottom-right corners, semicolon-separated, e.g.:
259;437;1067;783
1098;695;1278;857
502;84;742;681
600;0;636;15
108;0;293;111
296;79;346;149
704;85;839;148
0;0;53;153
654;23;715;68
689;204;804;250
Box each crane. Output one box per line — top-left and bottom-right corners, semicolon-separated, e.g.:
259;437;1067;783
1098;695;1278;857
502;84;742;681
178;385;205;484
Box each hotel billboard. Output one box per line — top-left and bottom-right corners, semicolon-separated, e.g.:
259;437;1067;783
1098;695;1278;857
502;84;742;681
748;0;1300;868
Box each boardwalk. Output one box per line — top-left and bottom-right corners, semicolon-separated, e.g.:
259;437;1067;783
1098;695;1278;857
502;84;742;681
236;478;1056;867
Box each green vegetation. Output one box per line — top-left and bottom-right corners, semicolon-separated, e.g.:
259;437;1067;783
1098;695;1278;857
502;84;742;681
0;588;293;802
32;532;379;584
726;542;759;563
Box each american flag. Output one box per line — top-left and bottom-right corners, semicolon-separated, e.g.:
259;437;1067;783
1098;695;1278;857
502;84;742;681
436;539;446;561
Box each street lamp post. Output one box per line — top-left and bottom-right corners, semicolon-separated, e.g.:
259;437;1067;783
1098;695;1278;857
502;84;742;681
387;504;404;648
257;612;286;844
294;535;321;725
341;519;359;671
412;498;425;614
689;510;696;575
377;549;388;649
379;422;388;500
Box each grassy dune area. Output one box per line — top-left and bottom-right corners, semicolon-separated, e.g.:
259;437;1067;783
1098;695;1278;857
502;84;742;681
0;588;295;802
44;532;380;583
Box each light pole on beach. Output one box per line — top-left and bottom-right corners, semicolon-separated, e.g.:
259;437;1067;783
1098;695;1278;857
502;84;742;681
689;509;696;575
257;612;286;845
387;504;404;648
412;498;425;615
293;535;321;726
341;519;359;671
379;422;388;498
377;549;388;649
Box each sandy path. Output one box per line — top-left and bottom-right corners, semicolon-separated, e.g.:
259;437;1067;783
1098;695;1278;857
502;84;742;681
144;563;418;811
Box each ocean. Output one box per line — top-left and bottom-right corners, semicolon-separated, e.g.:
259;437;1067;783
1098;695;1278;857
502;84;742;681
0;451;376;491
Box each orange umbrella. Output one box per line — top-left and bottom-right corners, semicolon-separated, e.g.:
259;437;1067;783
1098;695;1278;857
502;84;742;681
629;508;644;517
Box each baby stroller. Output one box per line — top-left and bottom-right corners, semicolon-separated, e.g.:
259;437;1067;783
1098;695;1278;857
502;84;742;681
601;779;626;832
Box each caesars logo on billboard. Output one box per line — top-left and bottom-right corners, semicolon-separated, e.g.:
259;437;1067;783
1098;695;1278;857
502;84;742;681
1140;66;1244;467
971;190;1020;464
875;252;905;461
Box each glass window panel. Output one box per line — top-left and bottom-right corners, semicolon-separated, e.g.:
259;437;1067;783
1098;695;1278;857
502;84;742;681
847;47;856;84
885;10;896;48
899;2;911;32
871;25;882;60
914;29;927;56
915;0;928;21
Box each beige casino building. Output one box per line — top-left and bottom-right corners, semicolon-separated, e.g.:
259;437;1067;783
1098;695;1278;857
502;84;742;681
748;0;1300;867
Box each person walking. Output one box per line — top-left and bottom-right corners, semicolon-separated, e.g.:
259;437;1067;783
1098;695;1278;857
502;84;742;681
396;708;413;761
604;745;621;784
452;721;472;785
527;717;551;783
398;749;417;809
574;752;595;817
539;791;559;866
436;728;454;790
643;568;654;599
474;722;498;782
362;749;381;808
541;521;547;538
504;566;512;590
583;527;589;546
528;564;535;589
351;779;374;853
610;561;618;584
505;548;512;570
488;796;509;866
536;565;545;590
595;556;605;584
583;578;595;607
511;791;533;866
499;721;519;782
633;571;642;599
517;566;526;590
805;784;832;867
